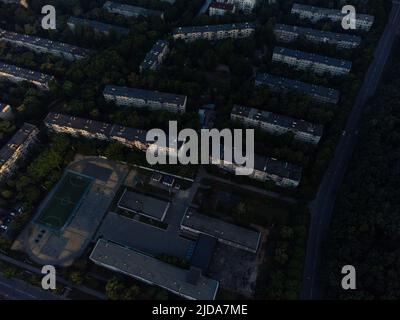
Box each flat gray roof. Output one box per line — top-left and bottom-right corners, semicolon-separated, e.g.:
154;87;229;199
103;1;163;17
231;105;324;137
255;72;340;104
274;23;362;46
0;62;55;84
117;189;170;221
0;28;90;58
173;22;255;35
273;46;352;70
67;17;130;35
292;3;375;23
255;154;302;181
44;112;183;150
181;209;261;252
104;85;187;107
140;39;168;71
96;212;193;260
214;145;303;182
90;239;219;300
0;123;37;166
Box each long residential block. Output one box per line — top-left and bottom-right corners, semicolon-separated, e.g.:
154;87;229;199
67;17;130;36
272;46;352;76
90;239;219;300
211;147;303;188
291;3;374;31
0;62;54;90
208;2;235;16
274;23;362;49
231;105;323;144
44;112;181;155
103;85;187;113
0;123;38;181
231;0;257;13
103;1;164;18
139;40;169;73
172;22;255;42
255;73;340;105
0;29;89;61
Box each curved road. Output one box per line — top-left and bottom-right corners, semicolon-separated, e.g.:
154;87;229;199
301;1;400;300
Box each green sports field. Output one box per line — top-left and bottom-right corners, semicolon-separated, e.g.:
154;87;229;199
36;171;93;230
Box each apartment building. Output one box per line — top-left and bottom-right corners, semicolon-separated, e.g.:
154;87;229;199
172;22;255;42
103;85;187;114
274;23;362;49
181;208;261;253
209;2;235;16
67;17;130;36
0;29;89;61
139;40;169;73
214;0;257;13
291;3;374;31
255;73;340;105
272;46;352;76
211;147;303;188
0;123;38;181
103;1;164;19
0;62;54;90
231;105;323;144
44;112;181;155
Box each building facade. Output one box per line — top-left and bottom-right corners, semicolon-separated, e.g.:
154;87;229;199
255;73;340;105
274;23;362;49
209;2;235;16
0;29;89;61
0;62;54;90
291;3;374;31
44;112;180;155
67;17;130;36
231;105;323;144
0;123;38;181
272;46;352;76
139;40;169;73
103;1;164;19
211;148;303;188
172;22;255;42
103;85;187;113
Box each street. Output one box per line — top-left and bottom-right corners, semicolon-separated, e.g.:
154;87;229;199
0;272;61;300
301;0;400;299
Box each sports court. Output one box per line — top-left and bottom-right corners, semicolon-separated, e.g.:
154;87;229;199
35;171;93;230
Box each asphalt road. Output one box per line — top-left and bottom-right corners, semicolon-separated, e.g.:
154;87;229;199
0;252;106;300
0;272;61;300
301;1;400;300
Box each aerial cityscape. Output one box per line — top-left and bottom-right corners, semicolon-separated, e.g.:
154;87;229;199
0;0;398;310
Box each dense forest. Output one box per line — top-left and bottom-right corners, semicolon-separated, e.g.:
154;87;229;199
326;40;400;299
